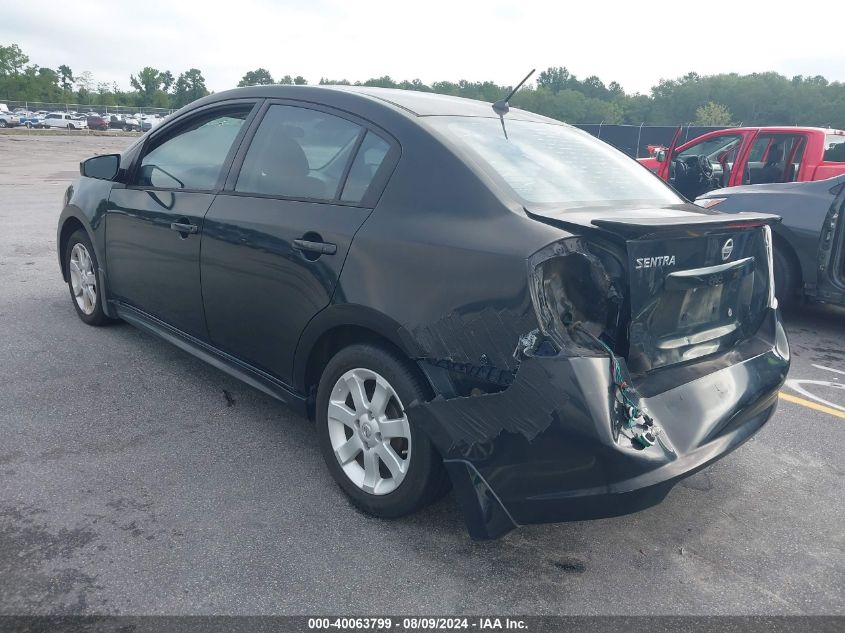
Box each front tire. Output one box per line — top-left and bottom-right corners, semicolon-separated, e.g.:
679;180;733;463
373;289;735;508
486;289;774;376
316;343;448;518
64;229;110;326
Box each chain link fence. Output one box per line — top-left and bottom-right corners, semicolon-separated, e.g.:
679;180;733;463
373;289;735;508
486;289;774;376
0;99;174;116
574;123;732;158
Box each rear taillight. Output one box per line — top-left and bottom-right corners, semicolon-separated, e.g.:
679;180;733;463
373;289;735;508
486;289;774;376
527;239;622;355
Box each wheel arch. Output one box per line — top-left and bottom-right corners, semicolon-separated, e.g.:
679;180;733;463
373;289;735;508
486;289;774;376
57;210;117;319
294;304;429;419
771;228;804;290
57;214;88;281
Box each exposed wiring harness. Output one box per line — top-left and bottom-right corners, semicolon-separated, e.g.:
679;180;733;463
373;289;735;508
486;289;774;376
572;323;659;449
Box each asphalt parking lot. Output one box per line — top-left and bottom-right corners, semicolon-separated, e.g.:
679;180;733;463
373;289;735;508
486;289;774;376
1;133;843;616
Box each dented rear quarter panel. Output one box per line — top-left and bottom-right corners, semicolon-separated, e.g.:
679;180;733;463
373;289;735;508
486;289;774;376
336;117;570;375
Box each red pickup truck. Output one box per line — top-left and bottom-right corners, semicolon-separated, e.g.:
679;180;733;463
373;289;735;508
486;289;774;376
638;126;845;200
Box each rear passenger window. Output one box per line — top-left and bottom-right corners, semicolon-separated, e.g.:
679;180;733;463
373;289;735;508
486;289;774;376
824;135;845;162
136;107;251;190
236;105;362;201
341;132;391;203
746;134;805;184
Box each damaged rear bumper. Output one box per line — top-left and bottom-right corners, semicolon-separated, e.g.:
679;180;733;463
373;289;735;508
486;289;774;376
410;309;790;540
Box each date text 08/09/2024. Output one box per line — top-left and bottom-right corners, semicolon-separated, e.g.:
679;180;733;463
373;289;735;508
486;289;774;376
307;617;528;630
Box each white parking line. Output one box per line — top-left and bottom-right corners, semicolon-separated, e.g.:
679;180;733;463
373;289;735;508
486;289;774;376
812;363;845;377
784;361;845;414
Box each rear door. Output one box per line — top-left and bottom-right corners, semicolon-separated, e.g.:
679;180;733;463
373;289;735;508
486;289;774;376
740;132;808;185
200;101;397;384
105;101;257;340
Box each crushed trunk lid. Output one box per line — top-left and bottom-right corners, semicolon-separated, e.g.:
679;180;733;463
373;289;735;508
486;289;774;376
525;205;780;373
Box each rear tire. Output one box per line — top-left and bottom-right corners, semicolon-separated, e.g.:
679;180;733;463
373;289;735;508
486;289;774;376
316;343;448;518
773;246;800;309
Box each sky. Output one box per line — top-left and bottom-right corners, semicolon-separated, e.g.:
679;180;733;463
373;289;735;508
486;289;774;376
2;0;843;94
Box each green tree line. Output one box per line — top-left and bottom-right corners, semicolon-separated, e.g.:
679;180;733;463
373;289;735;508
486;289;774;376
3;42;845;127
0;44;209;109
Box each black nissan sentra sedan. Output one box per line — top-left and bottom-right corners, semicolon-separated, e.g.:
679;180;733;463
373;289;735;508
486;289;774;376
57;86;790;539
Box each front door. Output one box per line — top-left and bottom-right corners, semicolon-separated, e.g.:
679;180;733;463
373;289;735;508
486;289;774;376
200;103;395;384
106;103;256;340
668;132;743;199
817;177;845;302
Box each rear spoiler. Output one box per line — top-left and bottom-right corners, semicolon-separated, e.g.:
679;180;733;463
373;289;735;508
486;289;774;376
591;212;781;239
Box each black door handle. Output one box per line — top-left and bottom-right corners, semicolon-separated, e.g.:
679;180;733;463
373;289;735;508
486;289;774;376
170;222;198;235
292;239;337;255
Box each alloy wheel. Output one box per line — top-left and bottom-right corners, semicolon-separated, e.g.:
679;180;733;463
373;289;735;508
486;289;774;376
327;368;412;495
69;243;97;315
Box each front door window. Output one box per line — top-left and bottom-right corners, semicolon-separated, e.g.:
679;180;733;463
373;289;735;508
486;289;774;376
136;108;251;190
672;134;742;198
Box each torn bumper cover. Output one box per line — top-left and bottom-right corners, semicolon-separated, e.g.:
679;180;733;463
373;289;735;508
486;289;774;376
410;308;790;540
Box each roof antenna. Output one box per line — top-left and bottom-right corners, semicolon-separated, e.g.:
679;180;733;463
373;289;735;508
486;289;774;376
492;68;535;139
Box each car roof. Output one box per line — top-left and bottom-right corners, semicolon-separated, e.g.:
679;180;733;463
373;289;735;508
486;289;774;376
322;86;552;121
206;85;556;123
712;126;844;135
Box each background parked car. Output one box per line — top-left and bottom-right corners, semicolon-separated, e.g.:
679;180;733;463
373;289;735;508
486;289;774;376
18;112;44;128
640;126;845;200
108;114;126;129
0;110;22;128
140;115;165;132
87;115;109;131
697;174;845;308
41;112;88;129
122;115;141;132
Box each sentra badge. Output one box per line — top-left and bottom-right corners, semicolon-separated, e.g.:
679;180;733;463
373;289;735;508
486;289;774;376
635;255;676;270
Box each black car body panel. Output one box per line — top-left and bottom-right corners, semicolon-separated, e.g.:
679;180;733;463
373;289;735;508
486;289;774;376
57;86;790;539
412;309;787;538
107;187;217;339
697;175;845;306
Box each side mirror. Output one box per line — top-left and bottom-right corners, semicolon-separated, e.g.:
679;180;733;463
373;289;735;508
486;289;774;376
655;149;667;163
81;154;120;180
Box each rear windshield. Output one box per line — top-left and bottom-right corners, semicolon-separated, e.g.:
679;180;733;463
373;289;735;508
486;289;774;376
426;116;681;210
